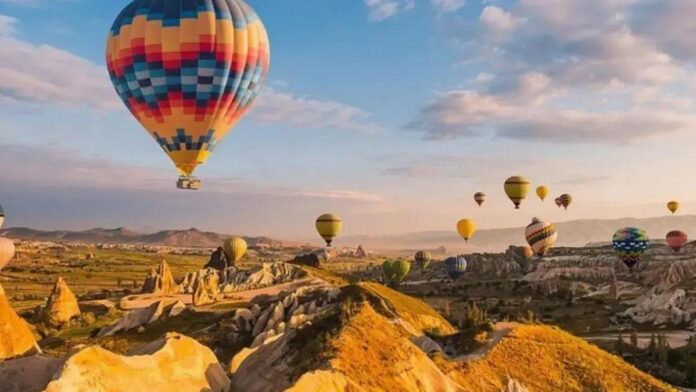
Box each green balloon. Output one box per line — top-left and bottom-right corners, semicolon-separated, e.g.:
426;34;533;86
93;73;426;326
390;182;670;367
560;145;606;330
382;259;410;287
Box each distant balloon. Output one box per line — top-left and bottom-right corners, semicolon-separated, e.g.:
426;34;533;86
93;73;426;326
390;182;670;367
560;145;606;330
457;219;477;242
444;256;467;280
504;176;531;209
414;251;432;272
106;0;271;189
512;245;534;269
0;238;15;271
667;201;680;214
223;237;248;264
560;194;573;210
536;186;549;202
525;218;558;257
383;259;411;287
0;204;4;230
316;214;343;247
613;227;649;269
666;230;688;253
474;192;487;207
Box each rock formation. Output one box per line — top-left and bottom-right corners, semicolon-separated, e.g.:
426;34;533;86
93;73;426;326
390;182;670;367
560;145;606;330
44;333;230;392
179;262;307;295
41;277;81;326
204;247;229;271
192;270;220;307
0;355;63;392
141;260;178;295
0;284;39;360
98;299;185;337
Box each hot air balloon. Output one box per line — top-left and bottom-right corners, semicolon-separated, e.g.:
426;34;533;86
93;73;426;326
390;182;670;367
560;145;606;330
0;238;15;271
444;256;467;280
667;201;680;214
457;219;477;242
666;230;687;253
316;214;343;247
536;186;549;202
0;204;4;230
382;259;411;287
504;176;531;209
511;245;534;269
612;227;649;269
474;192;486;207
415;251;431;272
106;0;271;190
223;237;247;264
560;194;573;210
554;197;562;208
525;218;557;257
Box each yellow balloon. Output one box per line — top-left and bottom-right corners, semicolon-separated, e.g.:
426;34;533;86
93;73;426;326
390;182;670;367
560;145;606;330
223;237;248;264
316;214;343;246
536;186;549;202
457;219;477;242
668;201;680;214
505;176;531;209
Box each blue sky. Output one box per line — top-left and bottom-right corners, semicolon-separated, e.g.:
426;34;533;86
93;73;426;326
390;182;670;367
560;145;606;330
1;0;696;242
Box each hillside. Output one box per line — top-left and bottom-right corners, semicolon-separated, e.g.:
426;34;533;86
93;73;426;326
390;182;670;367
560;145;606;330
342;215;696;253
0;227;288;248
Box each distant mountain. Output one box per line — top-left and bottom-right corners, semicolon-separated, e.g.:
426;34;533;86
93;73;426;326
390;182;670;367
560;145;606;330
0;227;288;248
341;215;696;253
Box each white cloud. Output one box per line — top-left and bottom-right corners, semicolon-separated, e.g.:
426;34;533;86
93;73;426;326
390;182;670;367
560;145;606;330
364;0;415;21
431;0;466;14
480;6;519;36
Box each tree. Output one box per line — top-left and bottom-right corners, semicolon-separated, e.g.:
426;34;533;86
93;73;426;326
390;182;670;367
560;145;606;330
616;332;625;356
648;334;657;358
630;330;638;348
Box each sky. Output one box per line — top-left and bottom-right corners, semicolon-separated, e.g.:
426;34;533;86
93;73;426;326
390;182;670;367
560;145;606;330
1;0;696;241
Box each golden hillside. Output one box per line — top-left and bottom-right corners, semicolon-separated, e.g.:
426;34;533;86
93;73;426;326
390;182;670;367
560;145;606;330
285;284;676;392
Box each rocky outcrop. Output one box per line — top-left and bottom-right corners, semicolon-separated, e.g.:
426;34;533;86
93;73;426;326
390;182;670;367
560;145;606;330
192;270;220;307
44;333;229;392
98;299;185;337
41;277;81;326
179;262;307;296
140;260;178;295
290;249;333;268
78;299;116;315
0;284;39;360
204;247;229;271
0;355;63;392
502;378;529;392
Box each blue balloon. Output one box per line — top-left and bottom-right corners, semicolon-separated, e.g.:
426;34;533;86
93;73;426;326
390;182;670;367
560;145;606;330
444;256;467;279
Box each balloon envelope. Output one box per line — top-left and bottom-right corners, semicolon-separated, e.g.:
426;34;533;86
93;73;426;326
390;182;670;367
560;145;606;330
560;194;573;210
668;201;680;214
666;230;688;253
383;259;411;286
554;197;562;208
316;214;343;246
504;176;531;209
457;219;477;242
536;186;549;202
525;218;557;256
444;256;467;280
414;251;431;270
474;192;486;207
0;238;15;271
613;227;649;269
106;0;270;182
223;237;248;264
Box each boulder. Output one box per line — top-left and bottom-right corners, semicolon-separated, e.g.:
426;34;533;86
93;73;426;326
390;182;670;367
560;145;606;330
192;270;220;307
44;333;230;392
0;355;63;392
41;277;81;326
0;284;39;360
290;250;332;268
141;260;178;295
98;299;185;337
78;299;116;315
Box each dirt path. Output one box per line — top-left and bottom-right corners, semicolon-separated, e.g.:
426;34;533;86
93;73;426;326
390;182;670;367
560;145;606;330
119;278;321;310
453;327;511;362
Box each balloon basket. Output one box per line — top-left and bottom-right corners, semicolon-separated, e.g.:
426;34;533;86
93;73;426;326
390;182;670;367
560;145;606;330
177;176;201;191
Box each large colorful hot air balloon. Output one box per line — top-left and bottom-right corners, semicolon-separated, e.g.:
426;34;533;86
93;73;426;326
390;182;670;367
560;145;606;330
457;219;477;242
666;230;688;253
0;238;15;271
504;176;531;209
554;197;562;208
536;186;549;202
444;256;467;280
223;237;247;264
382;259;411;287
612;227;649;269
525;218;557;256
316;214;343;247
0;204;4;230
667;201;680;214
415;251;431;272
474;192;486;207
106;0;271;190
560;194;573;210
